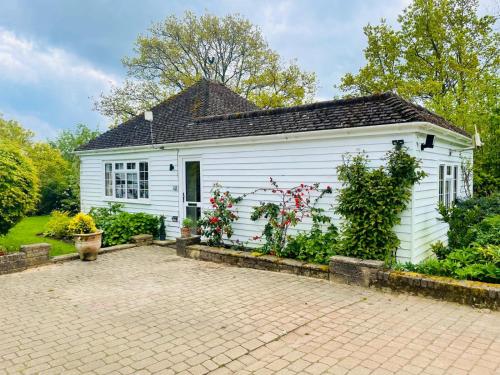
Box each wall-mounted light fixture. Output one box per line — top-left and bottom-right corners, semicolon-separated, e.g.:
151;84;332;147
421;134;435;151
169;164;175;171
392;139;404;150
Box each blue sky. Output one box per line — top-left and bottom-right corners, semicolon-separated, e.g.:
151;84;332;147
0;0;496;140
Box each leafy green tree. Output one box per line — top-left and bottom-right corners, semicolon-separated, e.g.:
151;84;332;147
95;11;317;122
28;143;71;214
0;142;39;235
50;124;101;213
50;123;101;165
0;115;80;214
340;0;498;118
339;0;499;194
0;116;34;149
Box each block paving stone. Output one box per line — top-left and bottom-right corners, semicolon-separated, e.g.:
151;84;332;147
0;246;499;374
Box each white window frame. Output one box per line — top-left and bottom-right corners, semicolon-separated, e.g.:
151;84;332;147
103;160;150;203
439;163;459;208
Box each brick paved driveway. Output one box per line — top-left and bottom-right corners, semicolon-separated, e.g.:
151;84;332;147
1;246;499;375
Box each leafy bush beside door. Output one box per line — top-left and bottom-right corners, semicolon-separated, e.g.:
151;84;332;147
90;204;161;246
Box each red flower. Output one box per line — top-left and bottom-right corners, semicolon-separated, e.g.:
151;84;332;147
209;197;215;204
215;227;221;233
228;203;233;208
209;217;219;224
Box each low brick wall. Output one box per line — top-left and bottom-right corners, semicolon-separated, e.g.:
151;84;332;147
176;240;329;280
0;243;51;275
131;234;153;246
330;256;384;287
176;237;500;310
21;243;51;267
373;270;500;310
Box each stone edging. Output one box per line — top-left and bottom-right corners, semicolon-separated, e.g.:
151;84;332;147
176;236;500;310
50;243;139;263
181;243;330;279
0;243;51;275
373;270;500;310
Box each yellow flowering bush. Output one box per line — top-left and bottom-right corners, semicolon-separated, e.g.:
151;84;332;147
68;212;97;234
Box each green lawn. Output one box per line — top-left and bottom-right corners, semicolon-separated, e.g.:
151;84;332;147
0;216;76;257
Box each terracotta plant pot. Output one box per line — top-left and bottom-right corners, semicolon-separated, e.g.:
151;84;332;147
181;227;191;238
73;230;103;261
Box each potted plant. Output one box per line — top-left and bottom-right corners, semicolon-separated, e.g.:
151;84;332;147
181;217;194;238
68;213;103;261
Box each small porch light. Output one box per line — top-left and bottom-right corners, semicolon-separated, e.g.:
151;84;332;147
392;139;404;150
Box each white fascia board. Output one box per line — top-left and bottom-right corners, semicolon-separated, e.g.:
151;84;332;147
76;122;471;156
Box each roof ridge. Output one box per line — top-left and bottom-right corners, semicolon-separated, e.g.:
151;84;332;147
194;92;394;123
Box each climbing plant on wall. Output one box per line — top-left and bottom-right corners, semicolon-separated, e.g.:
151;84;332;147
335;147;426;262
250;178;332;255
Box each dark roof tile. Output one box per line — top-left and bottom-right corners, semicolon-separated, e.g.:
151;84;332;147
79;80;469;151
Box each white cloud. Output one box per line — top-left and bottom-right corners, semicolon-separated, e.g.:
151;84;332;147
0;28;118;88
0;109;59;140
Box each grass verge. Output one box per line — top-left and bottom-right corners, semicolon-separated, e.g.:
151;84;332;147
0;216;76;257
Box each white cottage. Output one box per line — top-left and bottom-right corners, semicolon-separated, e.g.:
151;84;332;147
77;79;472;262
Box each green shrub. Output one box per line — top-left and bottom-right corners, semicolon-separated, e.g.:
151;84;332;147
335;147;425;261
472;215;500;246
68;213;97;234
439;193;500;249
282;209;338;264
182;217;195;228
89;204;161;246
431;241;450;260
0;143;39;235
44;211;72;238
397;244;500;283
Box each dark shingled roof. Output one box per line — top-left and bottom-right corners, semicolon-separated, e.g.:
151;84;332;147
79;79;469;151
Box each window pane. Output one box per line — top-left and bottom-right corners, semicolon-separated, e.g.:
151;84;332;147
140;181;149;199
115;172;126;198
115;162;124;170
105;163;113;196
127;162;136;170
185;161;200;202
139;162;149;199
127;173;138;199
186;205;201;223
453;166;458;201
445;180;451;208
447;166;451;175
439;165;444;203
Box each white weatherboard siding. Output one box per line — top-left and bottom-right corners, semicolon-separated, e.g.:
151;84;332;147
179;132;415;262
79;122;471;263
80;149;180;236
411;133;472;263
81;131;415;261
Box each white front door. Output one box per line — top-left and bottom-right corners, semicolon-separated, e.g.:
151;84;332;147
181;159;202;223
